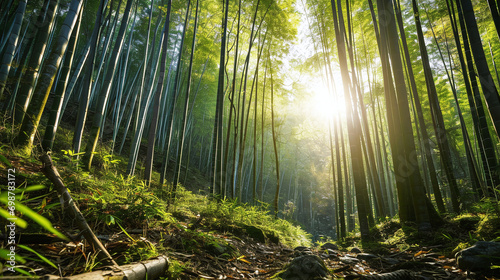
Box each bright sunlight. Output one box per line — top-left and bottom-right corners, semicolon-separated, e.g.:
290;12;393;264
310;78;346;123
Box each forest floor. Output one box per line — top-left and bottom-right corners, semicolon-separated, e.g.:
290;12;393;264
2;194;497;280
1;141;500;279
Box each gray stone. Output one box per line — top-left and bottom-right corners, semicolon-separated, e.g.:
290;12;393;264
293;246;313;257
340;256;360;264
350;247;362;253
326;249;339;256
357;253;378;261
326;249;339;260
320;242;338;251
294;246;310;251
279;254;329;280
456;241;500;271
244;225;266;243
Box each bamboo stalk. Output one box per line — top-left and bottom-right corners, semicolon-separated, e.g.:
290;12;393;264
40;153;118;267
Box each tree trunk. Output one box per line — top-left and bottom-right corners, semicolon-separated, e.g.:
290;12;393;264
447;0;489;198
127;2;157;176
223;0;241;200
458;0;500;140
14;0;58;125
412;0;460;213
394;0;445;213
331;0;370;239
457;0;500;194
488;0;500;42
0;0;27;99
42;3;82;151
173;0;199;193
376;0;439;230
15;0;83;153
270;66;280;218
211;0;229;197
82;0;133;170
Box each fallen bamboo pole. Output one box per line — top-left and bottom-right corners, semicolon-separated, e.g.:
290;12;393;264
40;153;118;267
5;255;169;280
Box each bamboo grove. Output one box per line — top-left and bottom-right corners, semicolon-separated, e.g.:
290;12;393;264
1;0;500;240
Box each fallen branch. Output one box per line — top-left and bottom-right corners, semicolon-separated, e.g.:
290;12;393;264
66;255;169;280
40;153;118;267
4;255;169;280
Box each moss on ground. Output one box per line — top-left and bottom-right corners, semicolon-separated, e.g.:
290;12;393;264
321;211;499;260
476;216;500;241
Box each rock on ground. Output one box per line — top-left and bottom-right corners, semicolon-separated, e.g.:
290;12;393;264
278;254;329;280
455;241;500;271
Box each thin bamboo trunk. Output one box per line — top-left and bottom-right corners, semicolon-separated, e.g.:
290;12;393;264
14;0;58;125
143;0;177;184
15;0;83;152
211;0;229;197
395;0;445;213
0;0;27;99
173;0;199;193
82;0;133;169
376;0;440;229
223;0;241;200
459;0;500;139
42;3;81;150
457;0;500;195
331;0;370;239
270;65;280;218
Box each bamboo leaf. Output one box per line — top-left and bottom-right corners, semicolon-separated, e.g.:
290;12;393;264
18;245;57;269
0;248;26;263
117;220;136;242
13;185;45;193
0;196;68;241
0;154;12;168
13;267;33;276
0;208;28;228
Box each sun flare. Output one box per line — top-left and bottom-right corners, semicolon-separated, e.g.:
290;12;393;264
311;81;346;122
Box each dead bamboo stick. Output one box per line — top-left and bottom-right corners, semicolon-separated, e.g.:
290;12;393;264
40;153;118;267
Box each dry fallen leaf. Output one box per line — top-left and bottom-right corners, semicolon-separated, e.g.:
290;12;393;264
414;250;430;257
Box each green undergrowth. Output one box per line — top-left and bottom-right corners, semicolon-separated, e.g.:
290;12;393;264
51;145;311;249
1;137;311;275
331;208;499;257
53;147;311;248
172;187;312;248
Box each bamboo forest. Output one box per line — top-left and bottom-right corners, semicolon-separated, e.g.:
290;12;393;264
1;0;500;278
